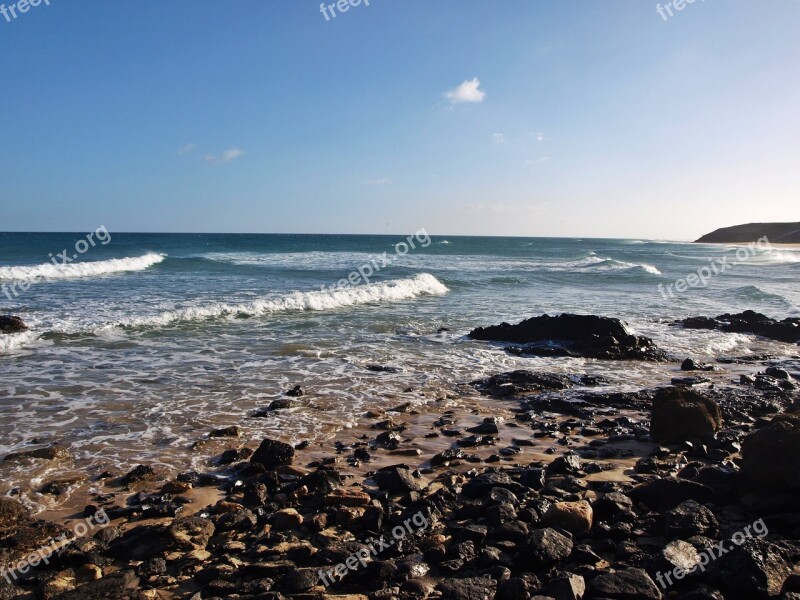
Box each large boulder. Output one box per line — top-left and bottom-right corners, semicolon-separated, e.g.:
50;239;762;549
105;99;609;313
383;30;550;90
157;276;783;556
710;539;793;598
250;438;295;469
650;387;723;443
469;314;666;361
0;315;27;334
740;414;800;493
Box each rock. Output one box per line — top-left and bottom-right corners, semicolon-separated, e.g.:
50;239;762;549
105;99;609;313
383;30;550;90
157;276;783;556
592;492;633;521
169;516;214;550
664;500;718;540
764;366;791;380
741;414;800;493
472;370;577;397
678;311;800;344
588;568;662;600
662;540;701;573
681;358;714;372
0;497;28;526
219;447;253;464
3;445;71;462
122;464;157;485
628;478;714;511
38;570;77;599
107;525;174;560
437;576;498;600
285;385;305;397
549;454;582;474
543;501;593;535
56;571;144;600
282;567;320;593
650;387;722;443
251;438;295;469
209;425;242;438
469;314;666;361
545;572;586;600
372;465;421;493
40;476;83;496
523;528;573;569
0;315;27;334
467;418;500;435
711;539;793;598
462;471;515;497
271;508;303;530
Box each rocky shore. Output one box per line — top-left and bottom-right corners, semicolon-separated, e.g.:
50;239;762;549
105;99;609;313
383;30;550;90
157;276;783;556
2;314;800;600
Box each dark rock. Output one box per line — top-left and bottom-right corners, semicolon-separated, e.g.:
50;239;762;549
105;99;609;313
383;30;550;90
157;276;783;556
522;528;573;569
682;358;714;372
549;454;582;475
437;576;498;600
467;418;500;435
650;387;723;443
209;425;242;438
251;438;295;469
366;364;400;373
678;310;800;344
711;539;793;598
285;385;304;397
107;525;174;560
282;567;320;593
469;314;666;361
545;572;585;600
372;465;421;493
741;413;800;493
0;315;27;334
462;471;515;498
55;571;144;600
431;448;467;467
628;478;715;511
664;500;718;539
121;465;157;485
3;445;71;462
588;568;662;600
0;497;28;527
593;492;634;521
765;366;791;380
219;447;253;465
169;516;214;549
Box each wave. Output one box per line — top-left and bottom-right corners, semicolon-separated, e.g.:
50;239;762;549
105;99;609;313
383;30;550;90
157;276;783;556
103;273;450;330
728;285;792;306
0;254;166;281
0;331;40;353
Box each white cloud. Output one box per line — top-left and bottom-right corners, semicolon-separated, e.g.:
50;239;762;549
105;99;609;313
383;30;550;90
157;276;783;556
491;133;507;145
204;148;245;165
445;77;486;104
362;178;392;186
535;132;545;142
525;156;551;164
177;143;198;156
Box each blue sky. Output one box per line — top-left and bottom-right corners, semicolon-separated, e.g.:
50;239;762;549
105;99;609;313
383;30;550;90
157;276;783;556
1;0;798;239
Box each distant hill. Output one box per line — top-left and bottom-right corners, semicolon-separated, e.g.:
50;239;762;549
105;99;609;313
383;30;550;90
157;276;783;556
695;222;800;244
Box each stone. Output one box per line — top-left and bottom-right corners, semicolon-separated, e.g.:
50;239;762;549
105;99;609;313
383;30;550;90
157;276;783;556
711;539;793;598
592;492;633;521
664;500;718;540
628;478;714;511
542;501;593;535
372;465;421;493
588;568;662;600
523;528;573;569
437;577;498;600
3;445;71;462
469;313;666;361
650;387;723;443
251;438;295;469
169;516;215;550
209;425;242;438
0;315;27;334
271;508;303;530
545;572;585;600
741;414;800;493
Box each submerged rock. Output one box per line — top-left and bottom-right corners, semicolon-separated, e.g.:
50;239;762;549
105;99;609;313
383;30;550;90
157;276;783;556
469;314;666;360
0;315;27;334
678;310;800;344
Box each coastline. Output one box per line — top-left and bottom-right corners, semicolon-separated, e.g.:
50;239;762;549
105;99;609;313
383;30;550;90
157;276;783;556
2;315;799;599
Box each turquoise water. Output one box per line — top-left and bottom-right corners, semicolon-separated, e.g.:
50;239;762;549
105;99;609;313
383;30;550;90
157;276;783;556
0;232;798;504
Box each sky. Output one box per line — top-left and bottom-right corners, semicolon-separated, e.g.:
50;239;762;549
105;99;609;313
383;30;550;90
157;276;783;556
0;0;798;240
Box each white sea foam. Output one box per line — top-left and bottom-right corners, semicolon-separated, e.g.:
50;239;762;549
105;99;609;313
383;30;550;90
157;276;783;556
0;254;166;281
105;273;449;330
0;331;40;353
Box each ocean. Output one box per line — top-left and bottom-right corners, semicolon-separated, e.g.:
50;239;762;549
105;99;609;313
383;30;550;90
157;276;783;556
1;232;798;508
